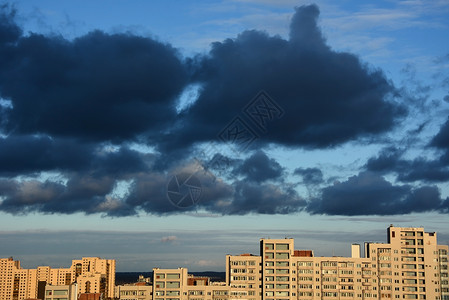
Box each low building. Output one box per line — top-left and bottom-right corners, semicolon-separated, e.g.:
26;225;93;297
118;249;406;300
115;284;153;300
44;284;77;300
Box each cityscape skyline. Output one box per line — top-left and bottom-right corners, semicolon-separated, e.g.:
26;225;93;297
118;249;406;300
1;225;448;300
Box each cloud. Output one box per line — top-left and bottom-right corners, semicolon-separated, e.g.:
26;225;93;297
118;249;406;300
233;150;283;183
0;135;152;177
161;236;178;243
432;118;449;149
210;180;305;215
294;167;324;185
307;172;446;216
365;144;449;183
365;147;404;173
160;4;405;151
0;3;439;218
0;6;187;142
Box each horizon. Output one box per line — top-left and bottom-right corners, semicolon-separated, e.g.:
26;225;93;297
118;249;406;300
4;223;448;272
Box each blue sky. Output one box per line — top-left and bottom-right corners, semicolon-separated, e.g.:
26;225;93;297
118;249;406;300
0;0;449;271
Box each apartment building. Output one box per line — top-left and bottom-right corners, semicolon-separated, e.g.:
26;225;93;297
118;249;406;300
151;268;239;300
115;283;153;300
225;253;261;300
366;226;449;300
144;225;448;300
227;225;448;300
0;257;115;300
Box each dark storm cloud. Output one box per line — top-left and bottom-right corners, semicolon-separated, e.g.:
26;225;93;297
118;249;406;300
0;4;20;45
365;147;406;173
0;7;187;142
307;172;446;216
432;118;449;149
0;135;151;176
209;180;305;215
233;151;283;183
161;4;404;151
0;3;438;218
366;143;449;183
294;167;324;185
0;135;91;175
0;176;113;215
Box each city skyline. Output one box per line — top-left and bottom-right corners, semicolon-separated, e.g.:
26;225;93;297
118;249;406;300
2;225;448;300
0;0;449;272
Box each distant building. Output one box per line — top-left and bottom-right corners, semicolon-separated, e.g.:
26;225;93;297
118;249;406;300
0;257;115;300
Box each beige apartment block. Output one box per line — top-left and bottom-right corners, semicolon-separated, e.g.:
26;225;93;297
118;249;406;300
0;257;115;300
44;283;78;300
115;284;153;300
150;226;448;300
151;268;251;300
366;226;449;300
225;253;261;300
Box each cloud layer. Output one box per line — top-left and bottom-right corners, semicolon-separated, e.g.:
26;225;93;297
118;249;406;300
0;3;448;217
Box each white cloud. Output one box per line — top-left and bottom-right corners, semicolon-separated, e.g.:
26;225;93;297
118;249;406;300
161;235;178;243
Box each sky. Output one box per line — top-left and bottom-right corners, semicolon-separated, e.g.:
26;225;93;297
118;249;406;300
0;0;449;272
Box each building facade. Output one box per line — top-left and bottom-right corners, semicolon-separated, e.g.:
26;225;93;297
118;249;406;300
0;257;115;300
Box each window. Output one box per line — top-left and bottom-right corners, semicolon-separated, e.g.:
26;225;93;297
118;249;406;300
276;244;289;250
276;253;289;259
276;284;289;289
167;274;180;279
276;276;289;282
166;291;180;296
166;281;180;288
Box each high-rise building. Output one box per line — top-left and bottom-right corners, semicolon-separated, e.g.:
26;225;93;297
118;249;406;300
0;257;115;300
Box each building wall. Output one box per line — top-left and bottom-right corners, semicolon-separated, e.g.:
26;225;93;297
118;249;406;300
44;283;78;300
225;254;261;300
0;257;19;300
115;284;153;300
153;268;188;300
